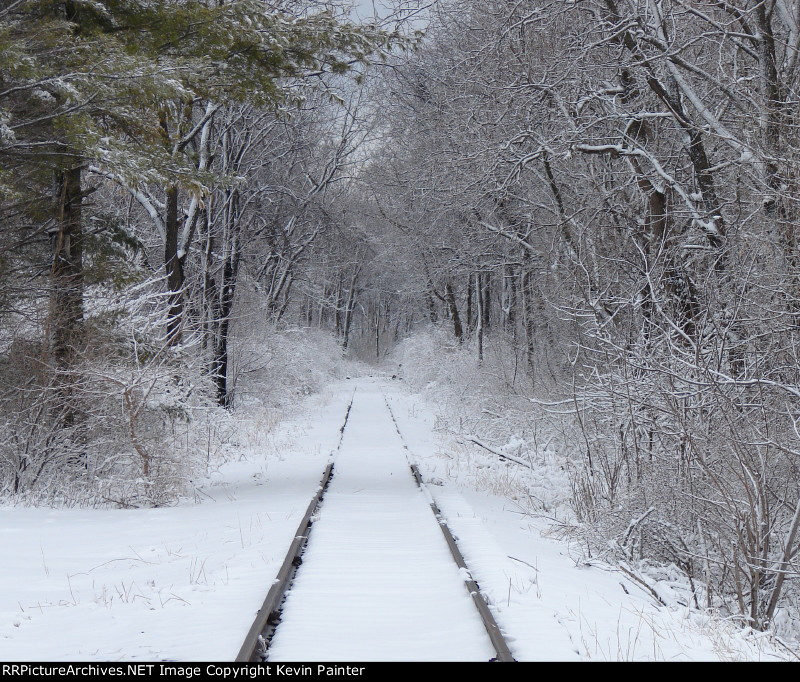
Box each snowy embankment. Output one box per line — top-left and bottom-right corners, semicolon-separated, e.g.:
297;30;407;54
0;385;353;661
386;385;792;661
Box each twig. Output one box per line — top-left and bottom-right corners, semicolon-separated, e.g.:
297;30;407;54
618;565;667;607
458;436;534;469
508;555;539;571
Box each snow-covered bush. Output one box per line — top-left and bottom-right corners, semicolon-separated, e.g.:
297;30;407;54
230;305;353;413
390;324;576;516
566;338;800;637
0;278;216;507
0;275;355;508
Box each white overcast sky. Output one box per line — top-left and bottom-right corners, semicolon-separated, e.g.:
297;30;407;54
349;0;432;28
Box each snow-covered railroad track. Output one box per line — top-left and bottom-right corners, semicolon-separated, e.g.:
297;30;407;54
406;462;514;662
383;397;514;662
237;379;514;662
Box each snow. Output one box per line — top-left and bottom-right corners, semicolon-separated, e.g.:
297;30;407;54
0;375;793;661
385;384;790;662
267;379;494;662
0;387;352;661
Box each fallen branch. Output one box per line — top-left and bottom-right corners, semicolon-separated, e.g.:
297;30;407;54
458;436;533;470
618;564;667;607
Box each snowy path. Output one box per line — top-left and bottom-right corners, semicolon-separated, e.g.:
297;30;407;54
267;379;496;661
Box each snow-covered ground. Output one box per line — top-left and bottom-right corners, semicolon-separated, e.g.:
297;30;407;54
0;375;793;661
0;386;352;661
386;384;792;662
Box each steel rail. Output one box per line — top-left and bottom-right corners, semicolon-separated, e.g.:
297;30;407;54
235;462;334;662
235;390;355;662
409;464;516;662
384;396;516;662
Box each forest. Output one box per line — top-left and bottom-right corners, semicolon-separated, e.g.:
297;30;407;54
2;0;800;641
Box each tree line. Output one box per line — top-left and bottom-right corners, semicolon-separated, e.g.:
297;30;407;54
0;0;411;503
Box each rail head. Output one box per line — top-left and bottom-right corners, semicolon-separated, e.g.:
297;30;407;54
235;463;334;662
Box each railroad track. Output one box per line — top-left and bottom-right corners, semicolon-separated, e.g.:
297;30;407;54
236;387;515;662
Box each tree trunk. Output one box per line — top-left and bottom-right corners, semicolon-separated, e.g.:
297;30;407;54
212;190;241;408
425;287;438;323
202;206;216;353
375;303;380;359
521;250;536;381
503;263;516;331
51;164;85;370
50;163;86;464
164;184;184;345
445;281;463;342
342;264;361;350
334;272;344;338
466;274;474;332
753;6;799;319
305;296;314;326
481;271;491;330
475;273;484;363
